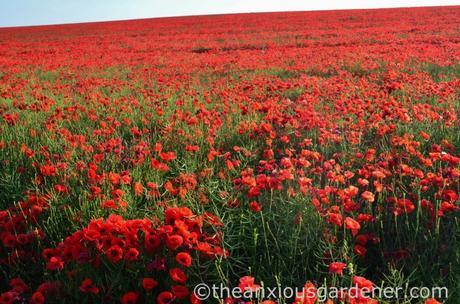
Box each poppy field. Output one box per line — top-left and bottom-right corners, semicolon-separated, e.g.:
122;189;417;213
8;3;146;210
0;5;459;304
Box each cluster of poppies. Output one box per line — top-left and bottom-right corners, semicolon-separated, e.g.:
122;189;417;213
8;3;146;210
0;193;47;263
1;207;226;303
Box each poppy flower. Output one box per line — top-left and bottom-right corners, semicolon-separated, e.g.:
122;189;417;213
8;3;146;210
169;268;187;284
40;164;56;177
250;201;262;212
327;212;343;226
159;151;176;161
157;291;175;304
30;291;45;304
172;285;189;299
166;234;184;250
190;293;202;304
10;278;29;293
353;276;374;290
354;244;367;257
124;248;139;261
53;184;68;193
393;199;415;215
328;262;346;275
121;292;138;304
142;278;158;291
46;256;64;271
102;199;118;209
361;191;375;203
106;245;123;263
0;291;18;303
176;252;192;267
80;279;99;294
133;182;143;196
345;217;361;236
238;276;260;292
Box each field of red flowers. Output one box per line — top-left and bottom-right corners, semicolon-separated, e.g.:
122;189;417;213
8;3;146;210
0;5;459;304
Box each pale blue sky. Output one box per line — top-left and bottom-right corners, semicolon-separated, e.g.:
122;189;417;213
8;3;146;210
1;0;459;27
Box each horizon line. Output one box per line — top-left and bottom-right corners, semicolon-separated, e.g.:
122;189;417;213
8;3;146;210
0;4;458;29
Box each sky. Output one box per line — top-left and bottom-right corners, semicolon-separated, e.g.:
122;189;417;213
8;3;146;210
1;0;459;27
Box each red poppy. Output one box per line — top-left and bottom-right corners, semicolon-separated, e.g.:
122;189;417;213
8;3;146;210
176;252;192;267
159;151;176;162
142;278;158;291
172;285;189;299
0;291;18;304
10;278;29;294
157;291;175;304
46;256;64;271
327;212;343;226
345;217;361;236
121;292;138;304
354;244;367;257
80;279;99;294
353;276;374;290
40;164;56;177
106;245;123;263
328;262;346;276
361;191;375;203
124;248;139;261
169;268;187;284
250;201;262;212
30;291;45;304
53;184;68;194
190;293;202;304
166;234;184;250
238;276;260;292
133;182;143;196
